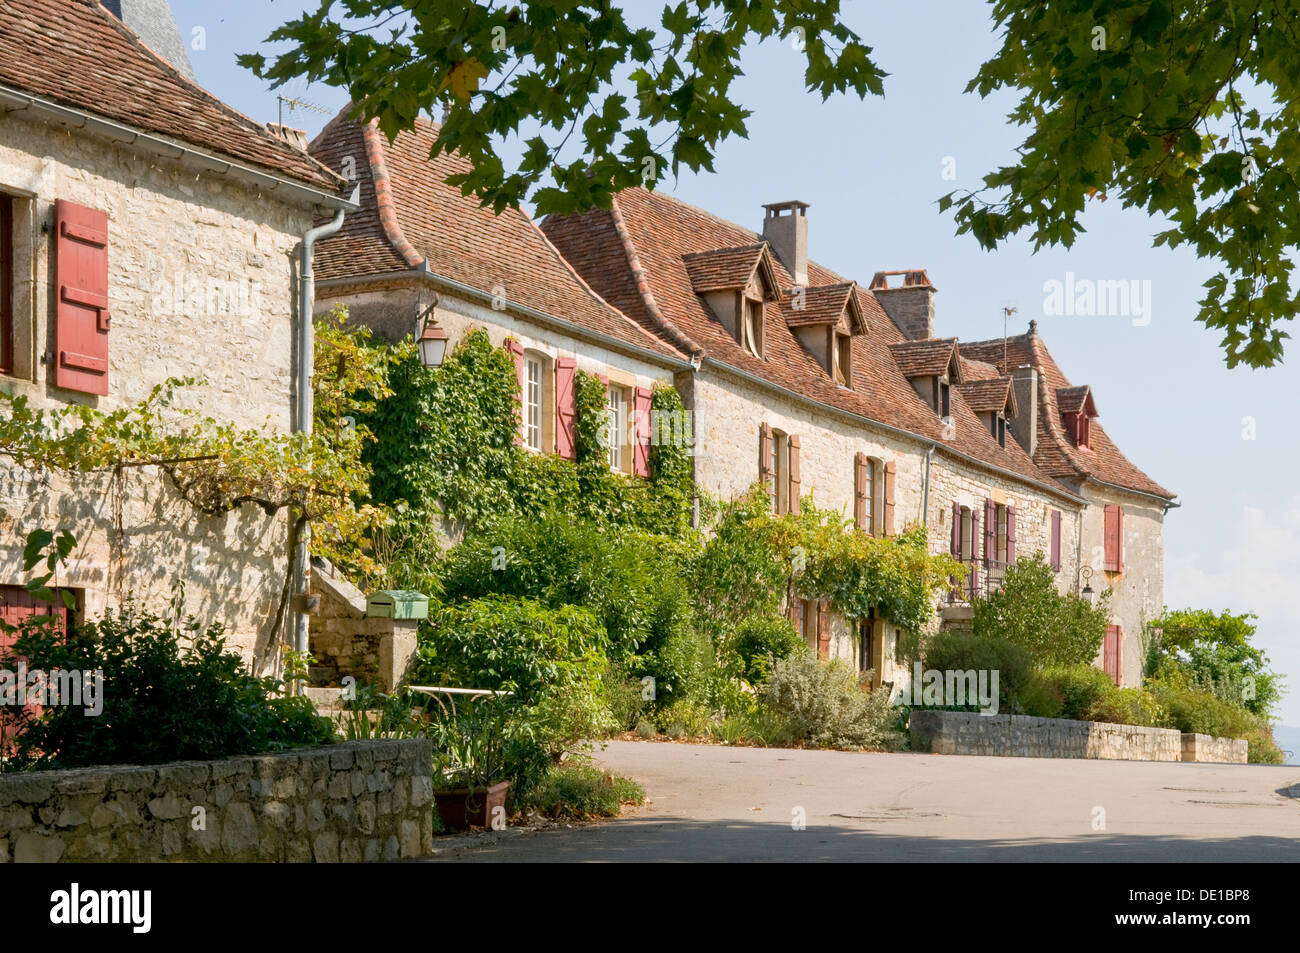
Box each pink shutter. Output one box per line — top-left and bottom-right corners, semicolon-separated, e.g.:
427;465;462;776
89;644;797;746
969;510;980;597
1050;510;1062;571
983;499;995;567
1104;505;1123;572
787;434;801;515
1006;504;1016;565
633;386;652;478
54;200;110;395
853;453;868;531
882;460;896;536
555;357;577;460
504;339;525;447
951;502;961;556
759;422;773;485
1104;625;1122;685
816;601;830;660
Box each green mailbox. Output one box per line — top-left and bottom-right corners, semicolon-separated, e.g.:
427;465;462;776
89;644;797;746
365;590;429;620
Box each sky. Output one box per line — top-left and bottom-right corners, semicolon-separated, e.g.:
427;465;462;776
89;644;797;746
166;0;1300;729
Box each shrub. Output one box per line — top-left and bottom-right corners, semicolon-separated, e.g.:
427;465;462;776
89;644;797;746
972;554;1109;667
656;699;713;739
602;665;646;733
707;706;797;747
523;762;644;819
728;615;806;683
634;718;657;739
920;631;1035;714
759;654;899;750
1083;687;1168;728
0;603;334;770
1041;664;1120;720
1150;681;1286;764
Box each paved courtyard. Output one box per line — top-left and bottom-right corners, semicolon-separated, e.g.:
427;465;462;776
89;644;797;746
424;740;1300;862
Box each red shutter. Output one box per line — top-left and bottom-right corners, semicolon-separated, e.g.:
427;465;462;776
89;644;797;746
983;499;995;567
788;594;801;628
882;460;896;536
1104;505;1123;572
853;453;867;531
817;601;830;660
54;200;110;395
1104;625;1122;685
1050;510;1062;571
949;503;962;600
504;340;525;447
787;434;801;515
759;422;773;485
969;510;980;597
555;357;577;460
633;386;652;478
1006;504;1016;566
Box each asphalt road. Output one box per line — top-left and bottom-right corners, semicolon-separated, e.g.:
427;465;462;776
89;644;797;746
423;740;1300;862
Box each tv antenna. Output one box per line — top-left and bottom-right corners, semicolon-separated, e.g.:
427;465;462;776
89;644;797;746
277;94;331;128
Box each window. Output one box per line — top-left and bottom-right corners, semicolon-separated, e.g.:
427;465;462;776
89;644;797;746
771;428;789;513
743;297;763;358
833;332;851;387
934;377;951;418
1077;412;1091;449
861;456;875;535
959;505;973;562
994;503;1008;564
524;355;543;452
607;384;629;471
0;193;12;375
991;412;1007;447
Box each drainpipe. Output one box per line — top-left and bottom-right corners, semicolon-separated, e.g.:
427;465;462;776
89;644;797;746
291;187;359;682
920;444;936;526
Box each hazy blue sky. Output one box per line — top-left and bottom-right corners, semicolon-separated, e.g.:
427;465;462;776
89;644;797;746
168;0;1299;729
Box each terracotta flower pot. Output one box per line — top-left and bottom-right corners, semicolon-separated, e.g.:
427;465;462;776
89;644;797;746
433;780;510;831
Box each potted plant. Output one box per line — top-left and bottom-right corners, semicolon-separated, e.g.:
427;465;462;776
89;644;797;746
429;695;514;830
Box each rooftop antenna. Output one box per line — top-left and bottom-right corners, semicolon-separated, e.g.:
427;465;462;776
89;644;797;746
277;94;332;128
1002;306;1017;374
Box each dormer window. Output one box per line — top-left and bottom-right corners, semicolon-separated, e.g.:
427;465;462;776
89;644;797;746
936;377;951;418
989;411;1007;447
743;297;764;358
1057;386;1097;451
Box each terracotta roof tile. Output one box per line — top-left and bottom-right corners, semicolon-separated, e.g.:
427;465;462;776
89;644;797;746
682;245;767;292
957;377;1015;415
308;113;684;361
784;283;861;329
1055;385;1094;416
961;331;1174;500
542;187;1077;499
0;0;342;193
888;338;960;380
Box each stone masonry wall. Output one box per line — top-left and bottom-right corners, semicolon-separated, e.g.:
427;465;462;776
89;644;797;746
910;709;1246;763
0;113;320;665
0;739;434;863
1182;732;1249;764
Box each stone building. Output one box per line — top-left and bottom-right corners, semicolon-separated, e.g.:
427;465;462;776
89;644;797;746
0;0;350;664
306;111;1174;690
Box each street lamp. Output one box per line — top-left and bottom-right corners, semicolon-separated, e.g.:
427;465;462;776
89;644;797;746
1080;565;1096;606
416;298;448;369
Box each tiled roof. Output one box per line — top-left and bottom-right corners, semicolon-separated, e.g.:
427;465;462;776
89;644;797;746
957;377;1016;415
541;187;1078;499
888;338;961;380
0;0;342;193
784;283;862;330
960;356;1002;381
961;330;1174;500
308;112;685;362
682;245;769;293
1055;385;1094;416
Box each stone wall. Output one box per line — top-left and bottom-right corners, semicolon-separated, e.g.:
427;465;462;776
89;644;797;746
0;112;320;665
910;709;1246;763
1182;732;1248;764
0;739;434;863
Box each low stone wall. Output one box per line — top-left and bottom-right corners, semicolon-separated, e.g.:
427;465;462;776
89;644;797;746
909;710;1246;763
1181;732;1249;764
0;739;433;862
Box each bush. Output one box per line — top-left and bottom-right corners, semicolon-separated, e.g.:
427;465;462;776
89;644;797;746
0;603;334;770
707;706;797;747
1083;687;1168;728
1150;681;1286;764
972;554;1109;667
656;699;713;739
523;762;644;819
602;665;646;733
1040;664;1120;721
728;615;805;683
920;631;1036;714
759;655;899;750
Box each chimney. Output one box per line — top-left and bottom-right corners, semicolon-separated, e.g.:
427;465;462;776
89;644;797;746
266;123;310;152
1010;364;1038;456
762;201;809;286
870;270;935;340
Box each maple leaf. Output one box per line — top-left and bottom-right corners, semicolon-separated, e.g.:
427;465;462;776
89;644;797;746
439;58;489;102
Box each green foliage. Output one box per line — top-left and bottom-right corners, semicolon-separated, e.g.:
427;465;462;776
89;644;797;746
1147;607;1284;719
947;1;1300;367
523;761;644;819
1036;664;1118;721
920;631;1036;714
759;654;900;750
692;489;791;642
972;554;1109;667
1083;687;1168;729
602;665;646;733
728;615;806;683
656;698;713;739
708;706;798;747
243;1;883;215
0;602;334;770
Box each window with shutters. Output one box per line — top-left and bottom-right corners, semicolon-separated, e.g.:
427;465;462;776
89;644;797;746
743;296;763;358
861;456;875;535
606;384;631;472
0;193;13;377
524;354;544;452
771;428;789;514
